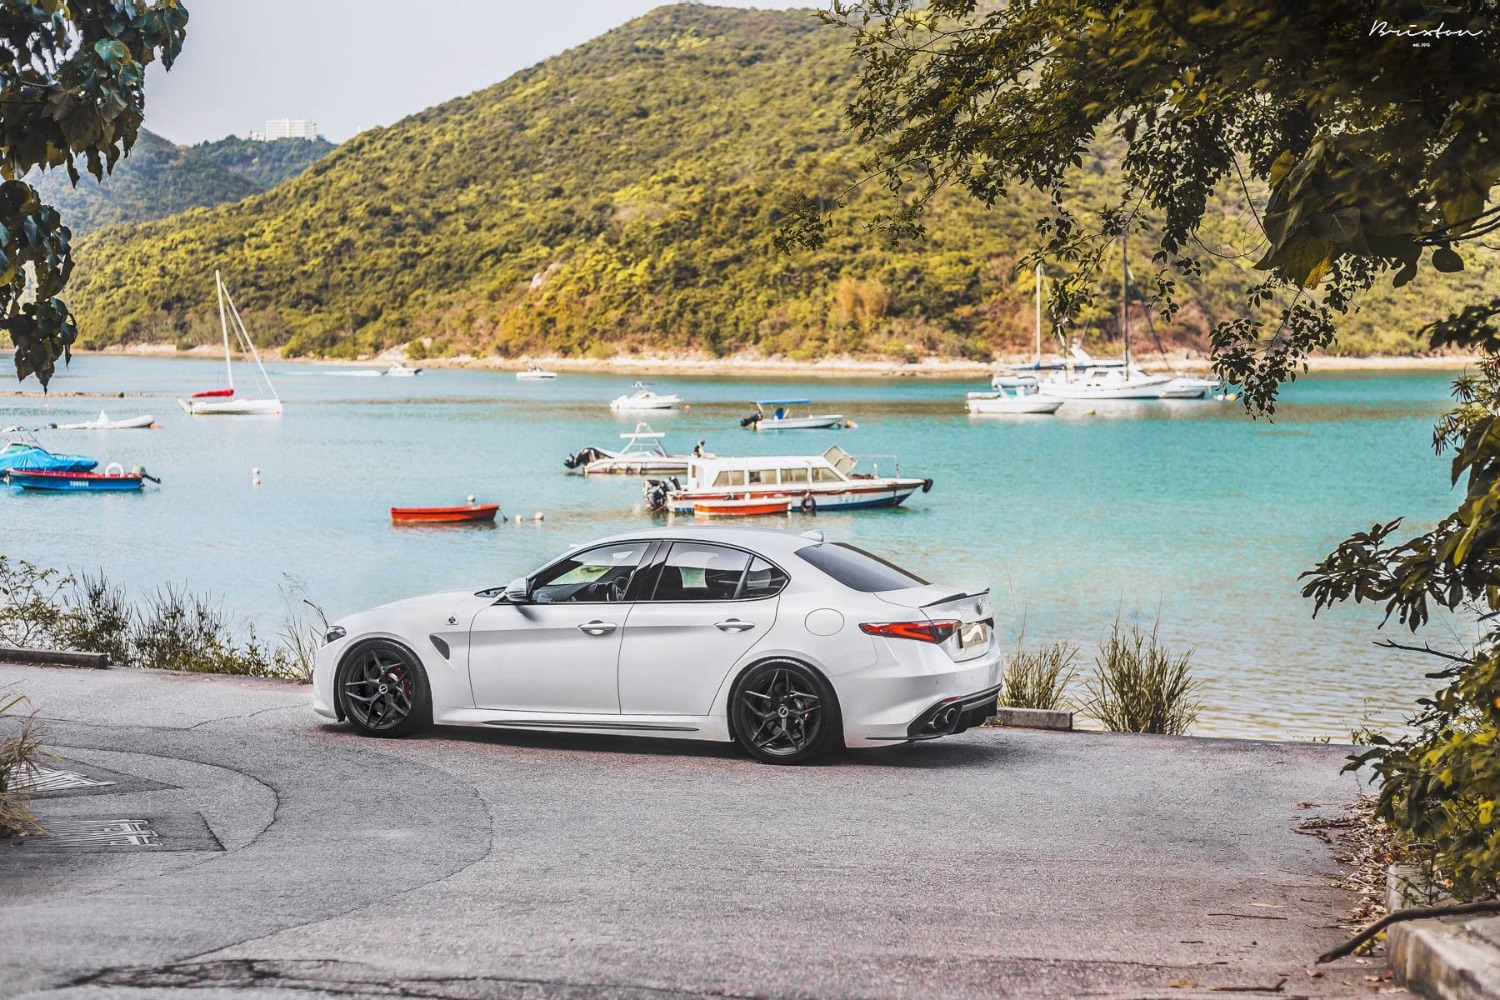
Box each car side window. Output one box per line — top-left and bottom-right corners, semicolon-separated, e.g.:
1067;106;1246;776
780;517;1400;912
739;557;789;599
649;543;751;602
531;542;651;604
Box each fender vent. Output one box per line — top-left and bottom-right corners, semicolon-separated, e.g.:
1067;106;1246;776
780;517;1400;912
429;635;450;659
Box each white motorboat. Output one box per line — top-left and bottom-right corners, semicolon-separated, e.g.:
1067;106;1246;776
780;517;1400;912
178;271;283;416
966;382;1063;415
54;411;157;430
516;364;557;380
564;423;695;475
385;363;422;377
740;398;845;430
1158;375;1223;399
644;444;931;514
610;382;681;411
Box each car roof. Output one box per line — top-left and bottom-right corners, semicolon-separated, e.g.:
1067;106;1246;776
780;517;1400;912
585;525;824;557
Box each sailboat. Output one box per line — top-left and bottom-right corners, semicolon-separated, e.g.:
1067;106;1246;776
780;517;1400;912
178;271;283;416
1033;234;1173;401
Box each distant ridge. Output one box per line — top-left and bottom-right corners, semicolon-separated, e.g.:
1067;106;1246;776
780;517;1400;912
63;5;1498;361
32;131;335;237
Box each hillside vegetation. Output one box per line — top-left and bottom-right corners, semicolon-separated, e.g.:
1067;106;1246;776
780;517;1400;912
32;132;334;237
63;5;1498;361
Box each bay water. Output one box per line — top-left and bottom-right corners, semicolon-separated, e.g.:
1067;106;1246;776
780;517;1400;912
0;354;1463;741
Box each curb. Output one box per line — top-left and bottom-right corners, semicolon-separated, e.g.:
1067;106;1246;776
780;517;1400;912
993;707;1072;731
1389;916;1500;1000
0;646;109;669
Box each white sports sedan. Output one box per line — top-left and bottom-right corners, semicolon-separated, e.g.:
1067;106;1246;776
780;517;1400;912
312;527;1001;763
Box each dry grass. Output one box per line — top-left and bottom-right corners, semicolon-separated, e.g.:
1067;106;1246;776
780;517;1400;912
0;694;46;838
1084;617;1201;735
1000;641;1078;711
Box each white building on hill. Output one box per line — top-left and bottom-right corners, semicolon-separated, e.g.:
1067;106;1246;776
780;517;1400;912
252;118;318;141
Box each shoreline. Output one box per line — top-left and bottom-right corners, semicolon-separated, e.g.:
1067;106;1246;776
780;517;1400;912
68;343;1482;379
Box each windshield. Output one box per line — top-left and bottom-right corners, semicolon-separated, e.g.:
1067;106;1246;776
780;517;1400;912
795;542;929;593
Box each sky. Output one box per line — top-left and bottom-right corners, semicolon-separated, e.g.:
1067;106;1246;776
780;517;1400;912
143;1;814;145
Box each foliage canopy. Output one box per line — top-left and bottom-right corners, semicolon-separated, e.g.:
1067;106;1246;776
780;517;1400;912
0;0;187;386
785;0;1500;411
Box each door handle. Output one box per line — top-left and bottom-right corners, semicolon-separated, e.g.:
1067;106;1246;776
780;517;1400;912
715;619;755;632
577;620;618;636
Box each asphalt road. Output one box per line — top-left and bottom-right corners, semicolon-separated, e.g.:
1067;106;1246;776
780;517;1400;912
0;663;1400;1000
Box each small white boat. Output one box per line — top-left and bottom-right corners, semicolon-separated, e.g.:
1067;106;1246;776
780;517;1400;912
516;364;557;380
385;363;422;377
966;382;1063;415
1158;375;1223;399
610;382;681;411
740;399;845;430
178;271;282;416
54;412;157;430
564;423;695;475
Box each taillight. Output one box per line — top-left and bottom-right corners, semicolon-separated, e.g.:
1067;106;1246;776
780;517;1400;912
860;619;960;643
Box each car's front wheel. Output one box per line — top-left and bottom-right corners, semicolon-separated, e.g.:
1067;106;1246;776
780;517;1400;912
337;639;431;738
730;659;840;764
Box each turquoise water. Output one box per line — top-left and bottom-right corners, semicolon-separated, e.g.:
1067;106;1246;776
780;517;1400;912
0;354;1464;740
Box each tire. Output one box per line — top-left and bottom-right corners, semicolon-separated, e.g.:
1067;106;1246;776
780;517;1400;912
336;638;432;738
729;659;841;764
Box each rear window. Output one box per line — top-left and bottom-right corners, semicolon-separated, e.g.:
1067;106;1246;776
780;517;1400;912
795;543;929;593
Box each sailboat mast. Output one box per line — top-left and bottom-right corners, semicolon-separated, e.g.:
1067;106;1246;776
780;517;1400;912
1121;231;1131;375
1034;263;1042;365
215;269;234;390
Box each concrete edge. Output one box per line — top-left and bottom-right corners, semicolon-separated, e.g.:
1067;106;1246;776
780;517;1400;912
993;707;1072;731
0;646;108;669
1389;916;1500;1000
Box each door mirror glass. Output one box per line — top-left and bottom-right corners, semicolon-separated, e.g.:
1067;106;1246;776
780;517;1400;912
502;576;531;603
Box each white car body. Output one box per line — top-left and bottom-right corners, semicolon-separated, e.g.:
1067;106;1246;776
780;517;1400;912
312;527;1001;756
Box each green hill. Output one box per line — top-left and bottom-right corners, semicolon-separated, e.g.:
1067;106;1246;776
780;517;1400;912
62;5;1499;361
31;131;334;237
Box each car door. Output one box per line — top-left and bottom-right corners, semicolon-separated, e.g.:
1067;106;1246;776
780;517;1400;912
617;542;785;716
468;540;655;714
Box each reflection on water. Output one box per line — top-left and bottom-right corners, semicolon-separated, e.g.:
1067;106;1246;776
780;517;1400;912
0;355;1469;742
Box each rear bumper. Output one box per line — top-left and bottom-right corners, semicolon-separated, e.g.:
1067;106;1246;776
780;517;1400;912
837;645;1003;748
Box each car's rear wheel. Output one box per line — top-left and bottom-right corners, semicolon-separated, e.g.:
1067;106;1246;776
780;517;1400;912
730;659;840;764
337;639;431;738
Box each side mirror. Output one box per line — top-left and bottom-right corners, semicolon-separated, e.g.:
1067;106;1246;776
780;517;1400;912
502;576;531;604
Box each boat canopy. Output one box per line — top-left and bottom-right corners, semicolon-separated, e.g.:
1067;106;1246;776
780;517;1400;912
755;399;813;406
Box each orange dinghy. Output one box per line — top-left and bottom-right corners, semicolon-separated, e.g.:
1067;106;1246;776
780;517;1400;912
692;496;792;517
390;503;500;524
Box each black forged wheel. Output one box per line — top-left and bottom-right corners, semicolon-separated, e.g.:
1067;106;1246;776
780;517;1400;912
730;659;841;765
337;639;432;738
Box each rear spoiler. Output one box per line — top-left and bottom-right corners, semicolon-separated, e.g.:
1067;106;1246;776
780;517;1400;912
922;588;990;608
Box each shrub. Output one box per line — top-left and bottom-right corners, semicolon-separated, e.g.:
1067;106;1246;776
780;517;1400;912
1001;641;1077;711
273;576;329;683
0;557;72;649
1084;617;1201;735
58;570;133;666
0;694;46;838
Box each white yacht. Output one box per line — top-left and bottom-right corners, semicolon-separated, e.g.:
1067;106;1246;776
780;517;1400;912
564;424;694;475
516;364;556;380
610;382;682;411
644;445;931;514
966;380;1063;415
178;271;282;416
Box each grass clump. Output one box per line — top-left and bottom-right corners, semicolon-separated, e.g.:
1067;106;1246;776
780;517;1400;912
1084;617;1201;735
1000;641;1077;711
0;694;46;838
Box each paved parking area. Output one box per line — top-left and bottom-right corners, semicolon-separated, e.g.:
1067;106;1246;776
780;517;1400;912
0;663;1395;999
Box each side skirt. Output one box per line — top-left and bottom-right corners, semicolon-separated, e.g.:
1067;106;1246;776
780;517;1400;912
435;708;733;743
